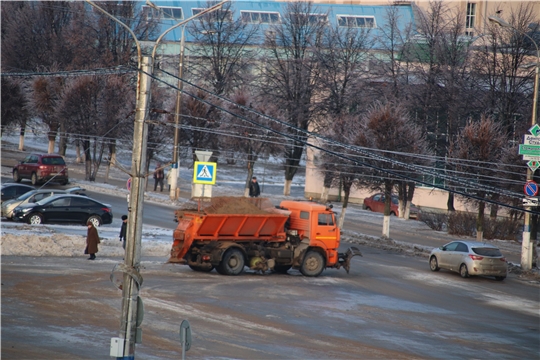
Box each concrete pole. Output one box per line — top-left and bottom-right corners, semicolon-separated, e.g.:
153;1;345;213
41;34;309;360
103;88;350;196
120;55;152;358
169;26;186;201
522;52;539;271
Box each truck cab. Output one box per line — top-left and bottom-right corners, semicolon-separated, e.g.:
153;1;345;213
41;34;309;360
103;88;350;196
279;200;341;268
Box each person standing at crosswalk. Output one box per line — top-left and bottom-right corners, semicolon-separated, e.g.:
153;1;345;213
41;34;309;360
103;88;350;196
249;176;260;197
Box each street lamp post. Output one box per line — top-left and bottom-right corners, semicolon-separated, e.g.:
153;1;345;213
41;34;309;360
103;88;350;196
170;26;186;200
489;15;540;271
84;2;228;358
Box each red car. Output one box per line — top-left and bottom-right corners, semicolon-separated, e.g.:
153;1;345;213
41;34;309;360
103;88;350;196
13;154;69;185
362;193;420;219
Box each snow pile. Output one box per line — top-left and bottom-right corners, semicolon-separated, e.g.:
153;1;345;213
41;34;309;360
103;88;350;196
1;221;172;258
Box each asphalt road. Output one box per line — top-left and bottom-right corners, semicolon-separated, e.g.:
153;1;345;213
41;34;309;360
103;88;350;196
2;246;538;359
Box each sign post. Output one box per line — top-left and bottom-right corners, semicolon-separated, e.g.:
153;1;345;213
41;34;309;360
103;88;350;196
179;320;191;360
519;124;540;271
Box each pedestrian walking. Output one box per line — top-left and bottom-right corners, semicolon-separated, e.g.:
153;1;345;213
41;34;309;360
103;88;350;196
154;162;164;192
249;176;261;197
85;221;100;260
119;215;128;249
166;167;172;191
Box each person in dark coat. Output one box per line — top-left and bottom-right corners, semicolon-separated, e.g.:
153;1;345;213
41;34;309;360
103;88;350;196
249;176;261;197
154;163;164;192
119;215;128;250
86;221;100;260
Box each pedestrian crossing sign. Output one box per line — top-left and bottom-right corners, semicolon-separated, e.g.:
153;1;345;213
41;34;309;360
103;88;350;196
193;161;216;185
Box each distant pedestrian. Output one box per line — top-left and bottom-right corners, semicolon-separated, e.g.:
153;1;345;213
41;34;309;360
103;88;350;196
119;215;128;249
166;167;172;191
85;221;100;260
249;176;261;197
154;163;164;192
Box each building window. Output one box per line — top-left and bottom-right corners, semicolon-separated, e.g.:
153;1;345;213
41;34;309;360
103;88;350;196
241;11;280;24
192;8;233;22
290;13;328;25
144;6;183;20
466;3;476;29
337;15;376;28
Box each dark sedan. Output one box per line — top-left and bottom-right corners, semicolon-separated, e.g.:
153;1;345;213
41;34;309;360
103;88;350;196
12;194;113;226
1;183;35;203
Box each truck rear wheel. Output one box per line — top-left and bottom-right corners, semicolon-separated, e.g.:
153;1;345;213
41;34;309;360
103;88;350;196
217;248;245;276
300;250;325;277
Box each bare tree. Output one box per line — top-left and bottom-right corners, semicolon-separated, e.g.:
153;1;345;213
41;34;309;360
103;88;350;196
187;1;260;96
470;3;540;141
448;116;509;241
179;87;221;163
221;89;284;196
315;21;374;117
1;78;29;150
2;1;158;158
353;102;431;236
375;3;415;101
57;74;134;181
319;114;363;228
261;1;327;195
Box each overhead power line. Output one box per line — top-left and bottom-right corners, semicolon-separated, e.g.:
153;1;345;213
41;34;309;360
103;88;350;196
141;66;529;214
0;66;135;78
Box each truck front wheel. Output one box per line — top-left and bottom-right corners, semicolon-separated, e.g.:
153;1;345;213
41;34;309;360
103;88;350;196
300;251;325;277
217;248;245;276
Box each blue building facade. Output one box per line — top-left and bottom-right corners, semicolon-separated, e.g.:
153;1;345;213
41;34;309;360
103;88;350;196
145;0;415;47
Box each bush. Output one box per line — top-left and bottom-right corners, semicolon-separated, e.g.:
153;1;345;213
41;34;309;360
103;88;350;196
484;218;521;240
448;212;476;236
420;211;447;231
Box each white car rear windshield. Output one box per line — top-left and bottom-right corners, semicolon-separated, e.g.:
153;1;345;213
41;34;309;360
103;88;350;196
472;247;502;257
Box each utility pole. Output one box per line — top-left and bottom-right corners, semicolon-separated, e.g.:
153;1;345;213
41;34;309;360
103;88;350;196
170;26;186;201
85;2;229;358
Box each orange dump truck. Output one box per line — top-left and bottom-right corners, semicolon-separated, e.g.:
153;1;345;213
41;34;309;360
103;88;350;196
168;197;362;277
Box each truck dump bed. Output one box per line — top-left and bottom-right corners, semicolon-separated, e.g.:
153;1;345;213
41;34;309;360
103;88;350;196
190;213;288;239
169;197;289;262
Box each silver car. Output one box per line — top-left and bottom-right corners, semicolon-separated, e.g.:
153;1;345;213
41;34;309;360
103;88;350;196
1;187;86;220
429;241;507;281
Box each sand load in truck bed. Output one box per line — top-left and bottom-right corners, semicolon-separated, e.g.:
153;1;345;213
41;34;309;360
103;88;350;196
175;197;289;219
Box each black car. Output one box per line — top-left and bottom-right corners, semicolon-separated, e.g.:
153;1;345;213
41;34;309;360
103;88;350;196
12;194;113;226
1;183;35;203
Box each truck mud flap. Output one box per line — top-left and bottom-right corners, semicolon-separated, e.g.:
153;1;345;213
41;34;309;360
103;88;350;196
337;247;363;274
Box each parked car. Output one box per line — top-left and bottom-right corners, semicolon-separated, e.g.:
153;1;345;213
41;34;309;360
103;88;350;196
13;153;69;185
1;187;86;220
1;183;35;204
12;194;112;227
362;193;420;219
429;241;507;281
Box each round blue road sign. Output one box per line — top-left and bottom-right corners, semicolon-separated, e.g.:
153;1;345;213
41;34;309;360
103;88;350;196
524;180;539;196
